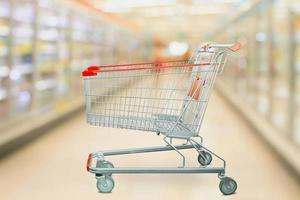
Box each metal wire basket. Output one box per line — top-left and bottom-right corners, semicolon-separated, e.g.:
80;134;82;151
82;43;242;195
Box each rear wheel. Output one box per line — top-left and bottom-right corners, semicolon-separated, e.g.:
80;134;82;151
197;151;212;166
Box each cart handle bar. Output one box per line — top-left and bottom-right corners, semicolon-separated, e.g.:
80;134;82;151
82;42;242;77
82;60;211;77
200;42;242;52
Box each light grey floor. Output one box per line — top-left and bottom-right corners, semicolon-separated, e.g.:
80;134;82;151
0;92;299;200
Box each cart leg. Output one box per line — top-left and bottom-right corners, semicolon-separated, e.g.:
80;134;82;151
188;139;212;166
188;138;202;153
190;138;226;169
163;136;186;167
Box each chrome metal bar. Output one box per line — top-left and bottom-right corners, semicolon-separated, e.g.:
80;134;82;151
98;144;194;156
90;167;225;174
209;44;234;48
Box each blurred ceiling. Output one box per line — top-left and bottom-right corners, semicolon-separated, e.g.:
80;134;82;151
84;0;246;43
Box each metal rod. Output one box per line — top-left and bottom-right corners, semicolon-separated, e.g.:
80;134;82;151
163;136;186;167
99;144;194;156
90;167;225;174
209;44;234;48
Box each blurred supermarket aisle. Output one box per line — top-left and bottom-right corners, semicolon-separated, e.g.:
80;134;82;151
0;92;299;200
1;0;300;199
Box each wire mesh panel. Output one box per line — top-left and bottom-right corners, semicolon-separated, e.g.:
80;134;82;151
83;47;230;138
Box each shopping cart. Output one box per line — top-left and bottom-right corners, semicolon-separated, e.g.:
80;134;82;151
82;43;241;195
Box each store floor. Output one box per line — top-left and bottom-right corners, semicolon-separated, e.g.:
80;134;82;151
0;92;299;200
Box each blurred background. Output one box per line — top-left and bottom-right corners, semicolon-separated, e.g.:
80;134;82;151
0;0;300;199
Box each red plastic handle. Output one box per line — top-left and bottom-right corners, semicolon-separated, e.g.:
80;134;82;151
228;42;242;52
82;60;210;77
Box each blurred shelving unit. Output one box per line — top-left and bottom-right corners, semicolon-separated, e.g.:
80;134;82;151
207;0;300;145
35;0;61;108
56;5;72;101
0;0;151;156
292;4;300;145
206;0;300;180
270;0;291;134
0;0;11;121
255;6;271;117
10;0;35;115
70;14;95;94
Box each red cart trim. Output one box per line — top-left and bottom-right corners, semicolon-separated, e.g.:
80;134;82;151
82;60;210;77
86;153;93;172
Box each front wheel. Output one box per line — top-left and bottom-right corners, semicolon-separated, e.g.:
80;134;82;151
96;176;115;193
219;177;237;195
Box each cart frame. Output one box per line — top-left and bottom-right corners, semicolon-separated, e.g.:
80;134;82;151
82;43;242;195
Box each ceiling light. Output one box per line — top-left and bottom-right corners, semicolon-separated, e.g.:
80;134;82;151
169;41;189;56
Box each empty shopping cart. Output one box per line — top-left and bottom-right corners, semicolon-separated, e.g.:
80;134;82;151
82;43;241;195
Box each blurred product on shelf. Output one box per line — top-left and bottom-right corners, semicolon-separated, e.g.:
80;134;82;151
0;0;152;137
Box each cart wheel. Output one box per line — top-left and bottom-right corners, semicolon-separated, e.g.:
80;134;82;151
96;160;114;176
197;151;212;166
96;176;115;193
219;177;237;195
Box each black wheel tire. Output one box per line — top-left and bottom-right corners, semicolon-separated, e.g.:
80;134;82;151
96;160;114;176
219;177;237;195
197;151;212;166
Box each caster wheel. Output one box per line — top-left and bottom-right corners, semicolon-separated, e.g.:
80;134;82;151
219;177;237;195
96;160;114;176
197;151;212;166
96;176;115;193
